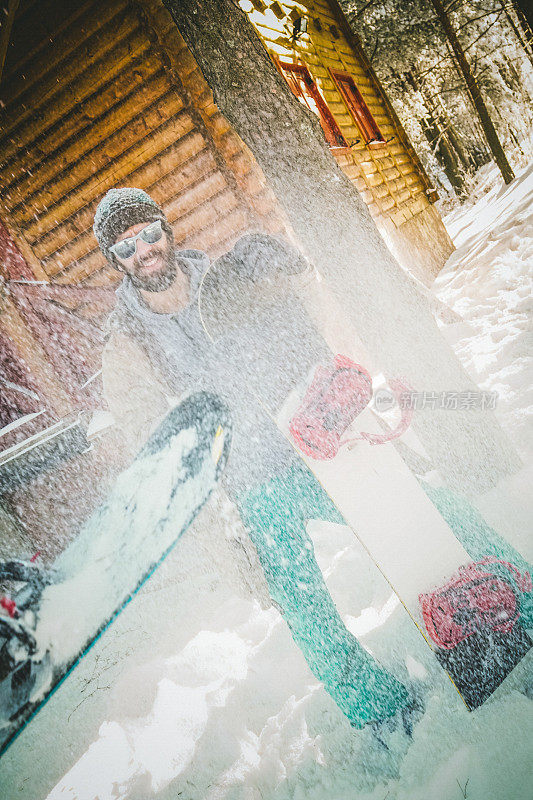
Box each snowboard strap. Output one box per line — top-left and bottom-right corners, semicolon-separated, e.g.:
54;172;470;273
341;377;414;447
289;355;413;459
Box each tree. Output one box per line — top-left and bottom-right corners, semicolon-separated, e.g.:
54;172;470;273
342;0;532;195
501;1;533;67
403;68;470;195
428;0;514;184
163;0;520;494
512;0;533;34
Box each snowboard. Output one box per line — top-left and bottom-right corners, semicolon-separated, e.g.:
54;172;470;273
0;391;231;755
198;234;531;711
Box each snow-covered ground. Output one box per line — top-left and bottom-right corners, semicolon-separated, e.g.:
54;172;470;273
435;162;533;461
1;165;532;800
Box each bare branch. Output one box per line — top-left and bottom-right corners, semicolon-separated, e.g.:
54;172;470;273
353;0;380;19
454;8;504;35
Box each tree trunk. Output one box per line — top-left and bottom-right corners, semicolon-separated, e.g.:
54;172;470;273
421;115;465;194
413;70;471;176
501;1;533;67
162;0;521;495
428;0;514;185
440;118;470;171
512;0;533;36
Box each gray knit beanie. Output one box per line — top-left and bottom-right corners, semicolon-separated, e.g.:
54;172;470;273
93;188;169;261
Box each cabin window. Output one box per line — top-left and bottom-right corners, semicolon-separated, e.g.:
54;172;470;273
276;60;348;149
329;70;385;147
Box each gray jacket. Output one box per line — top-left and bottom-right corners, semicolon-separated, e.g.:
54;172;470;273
103;246;330;495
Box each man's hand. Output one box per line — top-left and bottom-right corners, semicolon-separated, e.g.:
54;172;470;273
214;233;308;283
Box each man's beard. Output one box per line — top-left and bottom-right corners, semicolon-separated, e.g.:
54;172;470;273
128;244;177;293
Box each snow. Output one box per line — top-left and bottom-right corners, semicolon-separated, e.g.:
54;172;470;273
1;166;532;799
8;512;528;800
435;161;533;461
0;409;45;439
35;424;214;665
85;409;115;439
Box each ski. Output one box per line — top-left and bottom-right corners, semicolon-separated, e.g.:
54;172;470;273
198;233;531;711
0;392;231;754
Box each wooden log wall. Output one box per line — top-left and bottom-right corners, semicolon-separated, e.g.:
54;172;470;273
0;0;289;303
240;0;436;234
0;0;294;560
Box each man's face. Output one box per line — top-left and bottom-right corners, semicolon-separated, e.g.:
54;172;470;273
114;220;176;292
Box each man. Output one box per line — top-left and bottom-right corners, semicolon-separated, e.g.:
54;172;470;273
94;187;415;733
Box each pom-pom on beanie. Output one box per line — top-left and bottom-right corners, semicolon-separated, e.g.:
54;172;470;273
93;188;169;261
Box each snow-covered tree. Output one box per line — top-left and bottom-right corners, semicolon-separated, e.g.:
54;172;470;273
342;0;533;196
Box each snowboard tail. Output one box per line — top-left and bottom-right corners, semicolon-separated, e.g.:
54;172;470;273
435;627;531;709
419;556;532;708
0;392;231;755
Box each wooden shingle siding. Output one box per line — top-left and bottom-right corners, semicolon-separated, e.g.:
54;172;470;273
239;0;434;231
0;0;288;294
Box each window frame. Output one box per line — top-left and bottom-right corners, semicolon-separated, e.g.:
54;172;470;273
274;58;349;150
329;69;386;148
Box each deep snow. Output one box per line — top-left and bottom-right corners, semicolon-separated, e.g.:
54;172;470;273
1;165;532;800
435;162;533;462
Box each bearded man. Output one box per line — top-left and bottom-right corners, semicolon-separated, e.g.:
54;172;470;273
94;186;418;734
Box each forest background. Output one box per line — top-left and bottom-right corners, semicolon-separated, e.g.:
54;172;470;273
340;0;533;203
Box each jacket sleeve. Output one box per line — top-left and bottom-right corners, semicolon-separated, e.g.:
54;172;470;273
102;332;171;457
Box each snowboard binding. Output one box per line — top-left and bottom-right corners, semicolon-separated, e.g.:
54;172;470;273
419;556;532;650
289;354;413;460
0;560;53;726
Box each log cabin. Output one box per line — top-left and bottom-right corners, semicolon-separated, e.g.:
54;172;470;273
0;0;455;550
239;0;454;278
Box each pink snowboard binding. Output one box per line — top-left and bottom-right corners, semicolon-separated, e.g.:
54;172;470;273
289;354;412;459
420;557;532;650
